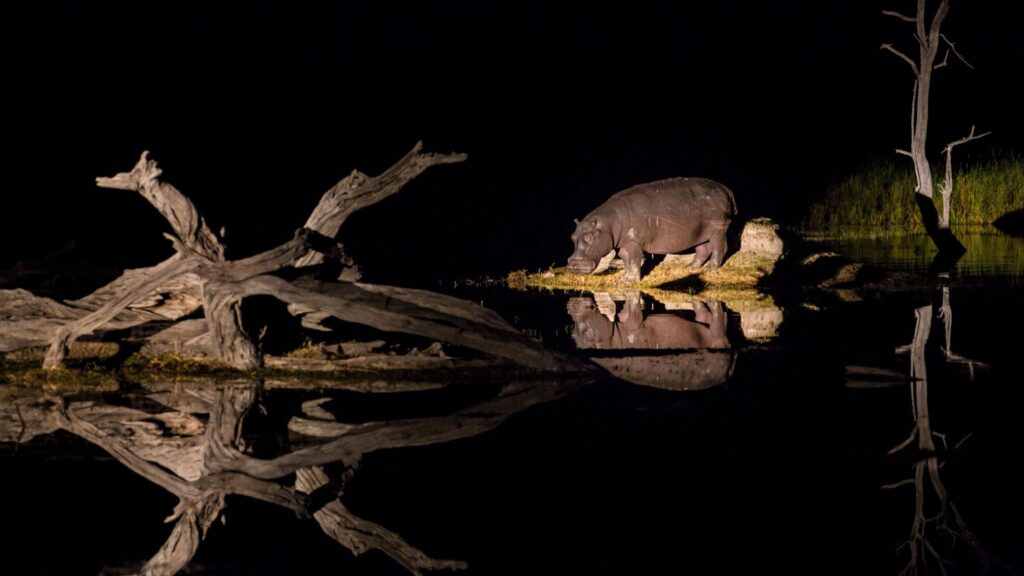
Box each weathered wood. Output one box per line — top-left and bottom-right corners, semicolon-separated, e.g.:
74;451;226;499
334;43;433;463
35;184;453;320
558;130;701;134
202;282;259;370
140;318;212;356
881;0;986;254
43;255;201;368
2;144;570;377
228;275;580;372
289;417;358;438
96;150;226;261
1;290;88;352
293;141;468;269
0;288;170;353
938;125;990;227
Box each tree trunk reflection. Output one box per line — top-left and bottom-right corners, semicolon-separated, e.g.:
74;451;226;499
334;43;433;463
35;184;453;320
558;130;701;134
880;280;997;575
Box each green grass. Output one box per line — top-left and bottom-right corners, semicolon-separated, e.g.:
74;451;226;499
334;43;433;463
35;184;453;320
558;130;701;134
804;154;1024;237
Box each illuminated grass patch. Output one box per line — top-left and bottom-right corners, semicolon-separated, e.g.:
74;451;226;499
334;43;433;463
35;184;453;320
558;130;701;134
804;154;1024;237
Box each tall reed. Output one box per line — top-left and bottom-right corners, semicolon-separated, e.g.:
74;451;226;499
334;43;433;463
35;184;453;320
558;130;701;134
803;154;1024;237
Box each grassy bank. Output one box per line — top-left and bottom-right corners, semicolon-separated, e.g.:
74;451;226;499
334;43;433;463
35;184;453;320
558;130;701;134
804;155;1024;237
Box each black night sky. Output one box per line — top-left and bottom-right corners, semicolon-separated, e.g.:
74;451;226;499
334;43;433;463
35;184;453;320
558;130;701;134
4;1;1023;286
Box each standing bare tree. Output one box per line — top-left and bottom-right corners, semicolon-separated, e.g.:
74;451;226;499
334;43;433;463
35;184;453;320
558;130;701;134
880;0;989;257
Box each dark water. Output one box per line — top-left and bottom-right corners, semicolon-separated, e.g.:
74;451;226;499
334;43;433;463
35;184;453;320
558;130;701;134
2;239;1024;575
828;228;1024;277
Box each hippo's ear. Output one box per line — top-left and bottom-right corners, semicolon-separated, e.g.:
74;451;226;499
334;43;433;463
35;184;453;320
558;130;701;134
573;218;580;225
593;218;603;230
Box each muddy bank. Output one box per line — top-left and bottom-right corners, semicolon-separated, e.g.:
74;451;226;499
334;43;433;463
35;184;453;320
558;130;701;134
510;217;933;301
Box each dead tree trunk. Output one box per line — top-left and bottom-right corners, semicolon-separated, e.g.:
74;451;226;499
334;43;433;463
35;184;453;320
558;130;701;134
881;0;988;257
0;143;584;374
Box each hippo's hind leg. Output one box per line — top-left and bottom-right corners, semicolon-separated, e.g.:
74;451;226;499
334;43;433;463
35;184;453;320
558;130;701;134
690;242;713;269
706;225;730;270
696;221;730;270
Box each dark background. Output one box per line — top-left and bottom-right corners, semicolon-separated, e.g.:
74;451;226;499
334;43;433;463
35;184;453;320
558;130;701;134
3;1;1022;287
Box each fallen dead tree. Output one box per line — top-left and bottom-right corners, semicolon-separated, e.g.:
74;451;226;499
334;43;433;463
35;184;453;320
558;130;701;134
0;143;580;373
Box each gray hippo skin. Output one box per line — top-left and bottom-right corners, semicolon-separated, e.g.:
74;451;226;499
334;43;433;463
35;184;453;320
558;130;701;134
568;177;737;281
566;293;734;390
567;293;729;351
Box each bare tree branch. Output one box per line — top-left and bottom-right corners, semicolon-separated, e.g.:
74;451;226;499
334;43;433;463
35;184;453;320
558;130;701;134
97;151;225;261
882;478;916;490
224;275;582;372
937;126;991;225
882;9;918;22
941;125;991;155
881;43;920;74
882;0;971;250
42;255;202;369
939;33;973;69
927;0;951;50
294;141;468;269
1;144;575;375
915;0;928;49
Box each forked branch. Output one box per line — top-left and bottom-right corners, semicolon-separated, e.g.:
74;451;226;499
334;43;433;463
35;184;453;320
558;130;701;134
881;43;920;74
938;125;991;226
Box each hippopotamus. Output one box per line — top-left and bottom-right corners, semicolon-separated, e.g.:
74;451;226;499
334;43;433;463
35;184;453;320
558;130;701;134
568;177;737;281
566;293;734;390
567;293;729;351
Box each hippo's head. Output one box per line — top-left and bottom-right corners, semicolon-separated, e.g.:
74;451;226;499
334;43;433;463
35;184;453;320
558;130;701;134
566;297;615;349
568;217;614;274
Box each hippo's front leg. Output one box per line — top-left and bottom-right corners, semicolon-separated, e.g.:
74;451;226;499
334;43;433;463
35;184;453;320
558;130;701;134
617;240;644;282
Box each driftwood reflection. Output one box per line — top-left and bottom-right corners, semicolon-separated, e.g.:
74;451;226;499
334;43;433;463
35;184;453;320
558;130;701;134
2;378;585;575
566;291;735;390
847;280;999;575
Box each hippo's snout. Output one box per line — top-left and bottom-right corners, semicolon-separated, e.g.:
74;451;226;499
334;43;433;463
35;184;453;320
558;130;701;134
566;297;597;315
567;256;597;275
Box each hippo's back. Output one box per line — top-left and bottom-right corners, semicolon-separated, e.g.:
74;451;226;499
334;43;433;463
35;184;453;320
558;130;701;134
609;177;736;220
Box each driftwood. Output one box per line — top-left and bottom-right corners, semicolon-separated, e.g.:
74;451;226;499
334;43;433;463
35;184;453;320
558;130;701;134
1;378;585;574
0;144;581;374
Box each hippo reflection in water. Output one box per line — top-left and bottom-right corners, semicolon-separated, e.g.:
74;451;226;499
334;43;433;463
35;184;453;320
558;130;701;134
567;292;735;390
568;177;737;281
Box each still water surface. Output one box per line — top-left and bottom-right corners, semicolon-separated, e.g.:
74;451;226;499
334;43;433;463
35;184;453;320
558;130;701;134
828;228;1024;277
1;233;1022;575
